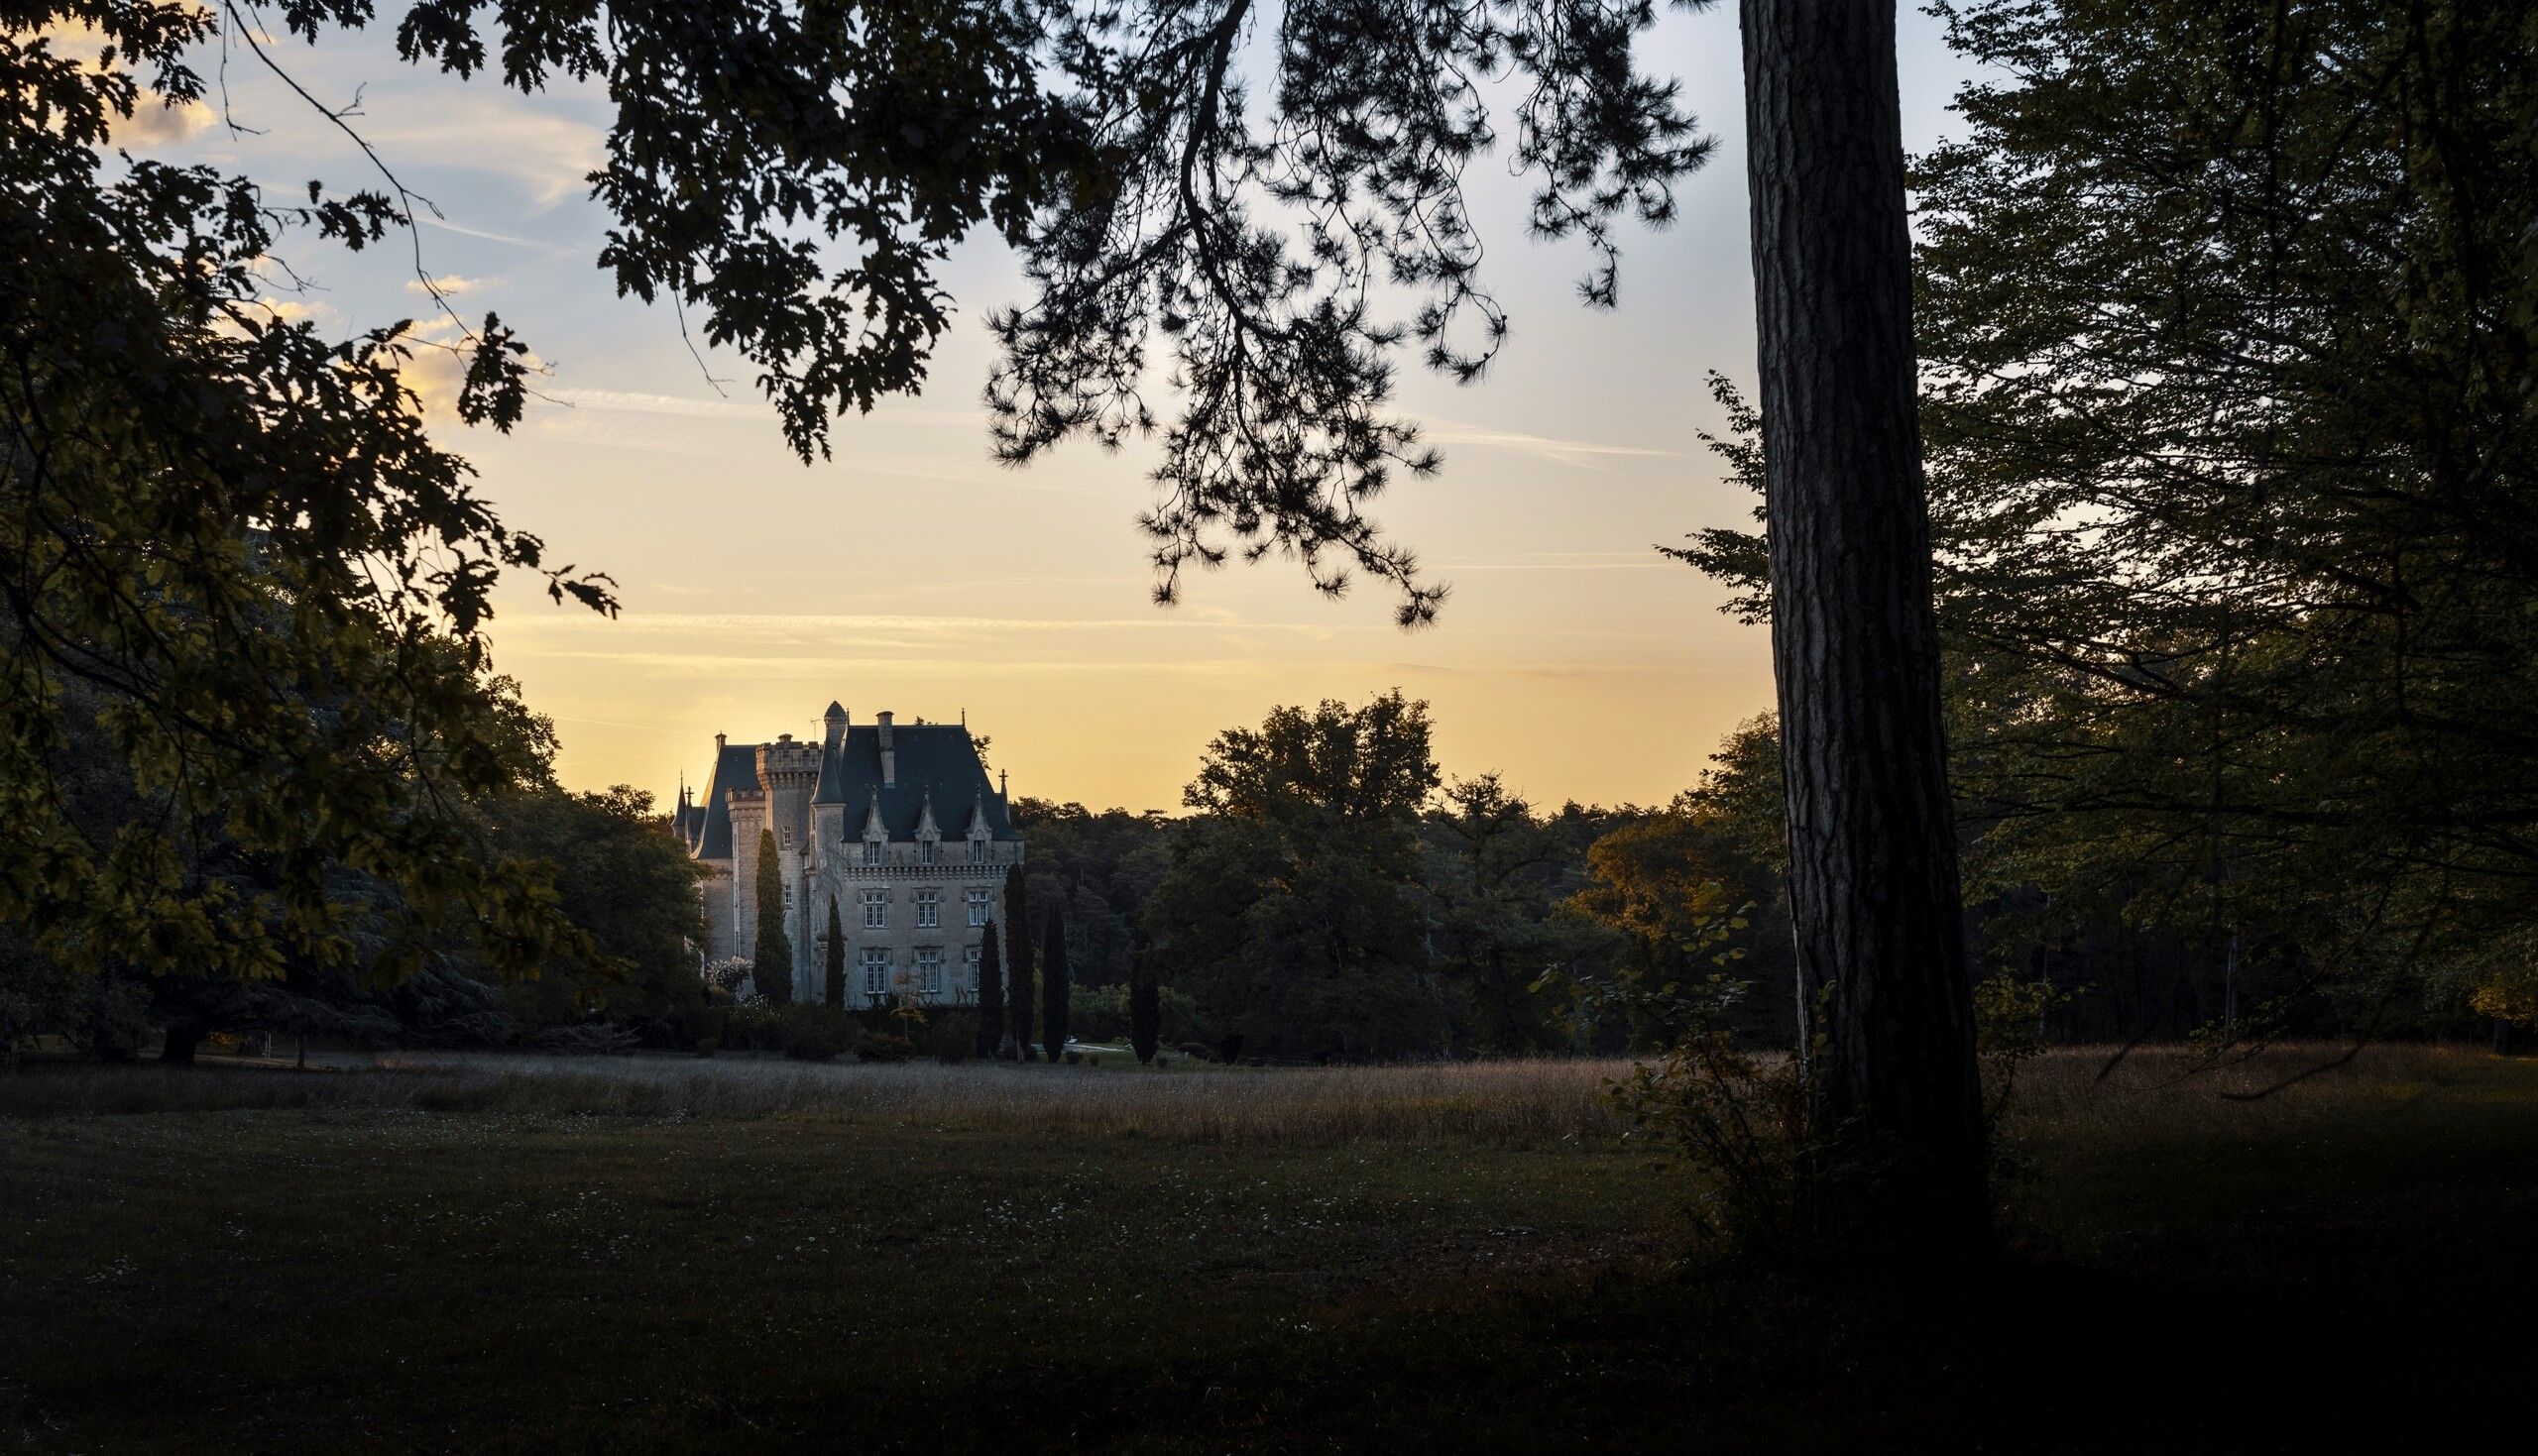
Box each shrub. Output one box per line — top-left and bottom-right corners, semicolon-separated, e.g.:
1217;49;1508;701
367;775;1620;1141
693;1037;720;1058
920;1010;978;1064
857;1032;916;1064
1129;967;1161;1064
724;1001;784;1053
1064;1050;1082;1065
1600;977;1810;1250
779;1006;856;1063
1535;901;1815;1252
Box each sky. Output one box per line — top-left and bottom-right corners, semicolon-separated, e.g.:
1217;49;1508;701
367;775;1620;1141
111;7;1984;815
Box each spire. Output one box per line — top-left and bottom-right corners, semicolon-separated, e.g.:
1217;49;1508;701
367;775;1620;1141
914;786;941;840
862;787;887;841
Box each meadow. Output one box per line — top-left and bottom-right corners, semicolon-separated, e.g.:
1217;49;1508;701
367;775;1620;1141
3;1045;2531;1452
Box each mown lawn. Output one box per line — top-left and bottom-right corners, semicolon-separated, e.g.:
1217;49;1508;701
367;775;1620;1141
2;1047;2533;1452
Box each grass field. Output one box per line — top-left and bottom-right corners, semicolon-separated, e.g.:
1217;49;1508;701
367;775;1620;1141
4;1045;2533;1452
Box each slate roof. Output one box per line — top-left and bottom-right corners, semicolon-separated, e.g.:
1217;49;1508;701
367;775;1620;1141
690;723;1015;861
690;740;763;860
819;724;1016;841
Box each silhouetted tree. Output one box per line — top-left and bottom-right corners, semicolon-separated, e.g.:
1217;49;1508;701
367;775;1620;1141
1042;911;1072;1062
823;898;845;1010
978;919;1006;1058
752;831;793;1006
1003;864;1033;1060
1144;694;1442;1060
1129;952;1161;1065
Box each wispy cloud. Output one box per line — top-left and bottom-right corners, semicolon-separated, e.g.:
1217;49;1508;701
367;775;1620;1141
503;611;1379;640
360;93;604;208
417;214;575;254
546;388;768;421
1420;419;1676;469
1435;551;1673;572
406;274;491;297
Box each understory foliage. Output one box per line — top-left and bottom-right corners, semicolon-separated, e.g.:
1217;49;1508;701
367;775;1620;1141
1539;894;1812;1248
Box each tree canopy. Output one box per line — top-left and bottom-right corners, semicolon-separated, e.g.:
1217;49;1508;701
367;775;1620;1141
6;0;1703;1001
1678;0;2538;1037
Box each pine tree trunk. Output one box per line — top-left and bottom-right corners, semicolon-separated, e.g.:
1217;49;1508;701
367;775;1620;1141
1741;0;1986;1250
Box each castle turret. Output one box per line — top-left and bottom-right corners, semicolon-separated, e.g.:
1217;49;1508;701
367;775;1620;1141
756;732;822;849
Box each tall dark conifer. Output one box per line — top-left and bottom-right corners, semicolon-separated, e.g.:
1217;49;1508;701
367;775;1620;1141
977;919;1005;1058
1742;0;1984;1247
751;829;794;1006
823;897;845;1010
1002;863;1033;1059
1041;910;1071;1063
1128;951;1161;1065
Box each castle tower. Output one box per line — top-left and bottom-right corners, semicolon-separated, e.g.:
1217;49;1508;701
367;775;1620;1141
755;733;822;851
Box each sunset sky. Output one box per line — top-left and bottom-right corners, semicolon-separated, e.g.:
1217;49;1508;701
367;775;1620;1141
130;9;1982;813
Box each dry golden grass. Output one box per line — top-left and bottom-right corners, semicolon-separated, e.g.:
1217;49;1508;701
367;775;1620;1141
1993;1039;2494;1141
3;1039;2508;1154
0;1051;1632;1146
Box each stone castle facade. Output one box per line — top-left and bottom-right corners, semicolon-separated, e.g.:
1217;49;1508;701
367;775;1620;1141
675;702;1021;1005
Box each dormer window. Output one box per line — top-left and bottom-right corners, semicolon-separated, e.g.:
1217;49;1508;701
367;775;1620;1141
919;840;936;865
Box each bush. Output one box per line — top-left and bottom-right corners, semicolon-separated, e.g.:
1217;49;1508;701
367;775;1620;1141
693;1037;720;1058
856;1032;915;1064
779;1006;857;1063
1076;980;1208;1045
1064;1050;1082;1064
722;1001;784;1053
920;1009;978;1064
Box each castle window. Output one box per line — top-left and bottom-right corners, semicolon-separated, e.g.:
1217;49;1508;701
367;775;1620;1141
964;944;981;993
914;889;940;929
861;948;891;999
919;840;937;865
915;946;944;996
965;888;991;927
862;889;888;929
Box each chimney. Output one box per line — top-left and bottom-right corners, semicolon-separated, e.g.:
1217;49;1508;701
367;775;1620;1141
876;711;896;786
715;731;727;750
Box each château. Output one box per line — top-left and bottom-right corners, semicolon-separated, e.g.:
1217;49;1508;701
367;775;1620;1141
675;702;1021;1004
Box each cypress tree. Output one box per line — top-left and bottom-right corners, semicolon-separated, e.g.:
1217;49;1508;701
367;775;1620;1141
1129;952;1161;1065
977;918;1005;1058
823;896;845;1010
1002;863;1033;1059
1041;910;1071;1063
751;829;793;1005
